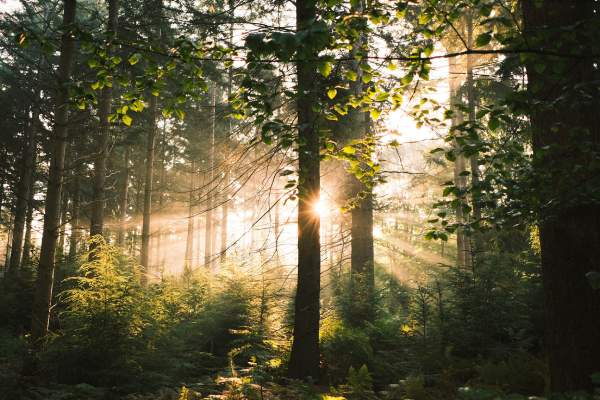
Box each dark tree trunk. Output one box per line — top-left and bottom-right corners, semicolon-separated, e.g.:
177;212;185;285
68;170;81;260
345;0;374;326
56;190;69;261
117;145;129;247
22;166;36;267
8;109;37;273
90;0;118;238
30;0;77;345
522;0;600;391
288;0;321;381
140;95;157;280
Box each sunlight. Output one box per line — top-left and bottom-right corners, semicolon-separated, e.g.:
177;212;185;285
314;198;326;218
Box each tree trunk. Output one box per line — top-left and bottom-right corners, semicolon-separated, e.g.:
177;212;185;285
8;109;37;273
56;191;68;261
288;0;321;381
522;0;600;391
346;0;375;326
140;95;157;280
220;8;234;265
117;145;129;246
68;170;81;260
204;85;216;268
22;165;36;267
185;162;195;269
448;56;471;269
30;0;77;345
90;0;118;238
465;12;480;223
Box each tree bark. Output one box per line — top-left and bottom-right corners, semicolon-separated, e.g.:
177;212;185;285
288;0;321;381
90;0;118;238
22;166;36;267
204;85;216;268
140;95;157;280
184;162;195;269
30;0;77;345
116;145;129;246
68;169;81;260
522;0;600;391
448;56;471;269
8;109;37;273
346;0;375;326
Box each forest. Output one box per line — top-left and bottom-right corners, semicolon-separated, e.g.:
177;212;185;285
0;0;599;399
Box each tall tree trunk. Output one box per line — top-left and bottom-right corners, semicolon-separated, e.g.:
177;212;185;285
68;170;81;260
184;162;195;268
90;0;118;238
204;85;216;268
140;95;157;280
448;56;471;269
220;3;234;265
30;0;77;345
8;109;37;273
22;165;36;267
522;0;600;391
346;0;374;326
288;0;321;380
117;146;129;246
465;12;480;222
56;191;69;261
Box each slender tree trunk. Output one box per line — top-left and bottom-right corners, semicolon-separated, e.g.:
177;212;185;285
56;192;68;261
522;0;600;391
68;170;80;260
185;162;195;268
465;12;480;223
140;95;157;280
30;0;76;345
346;0;375;326
90;0;118;238
448;56;471;269
204;85;216;268
220;6;234;264
22;166;36;267
117;146;129;246
8;109;37;273
288;0;321;381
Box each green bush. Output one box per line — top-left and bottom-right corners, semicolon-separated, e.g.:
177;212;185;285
321;318;374;385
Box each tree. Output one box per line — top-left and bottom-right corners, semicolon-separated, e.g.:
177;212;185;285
522;0;600;391
8;103;37;273
288;0;321;380
30;0;77;345
89;0;119;238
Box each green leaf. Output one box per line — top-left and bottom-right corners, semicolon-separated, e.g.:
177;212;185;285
342;146;356;155
475;32;492;47
327;88;337;99
345;70;357;82
488;117;500;131
87;58;99;68
319;61;332;78
128;53;141;65
122;114;132;126
370;108;381;120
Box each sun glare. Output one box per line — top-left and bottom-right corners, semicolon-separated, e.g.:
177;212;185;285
314;198;326;218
